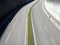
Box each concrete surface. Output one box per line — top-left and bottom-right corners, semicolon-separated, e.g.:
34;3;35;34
0;1;35;45
31;0;60;45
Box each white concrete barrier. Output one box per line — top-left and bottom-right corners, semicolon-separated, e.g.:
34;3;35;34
42;0;60;29
43;0;60;27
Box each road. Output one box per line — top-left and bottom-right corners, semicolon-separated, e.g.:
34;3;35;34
31;0;60;45
0;1;35;45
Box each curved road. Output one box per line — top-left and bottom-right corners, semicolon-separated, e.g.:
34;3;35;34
31;0;60;45
0;1;35;45
0;0;60;45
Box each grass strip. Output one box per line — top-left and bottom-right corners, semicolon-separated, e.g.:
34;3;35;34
28;1;39;45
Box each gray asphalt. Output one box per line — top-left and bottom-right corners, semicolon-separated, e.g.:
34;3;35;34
0;2;35;45
31;0;60;45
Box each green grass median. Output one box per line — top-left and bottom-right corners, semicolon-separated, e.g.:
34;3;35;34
28;1;39;45
28;6;34;45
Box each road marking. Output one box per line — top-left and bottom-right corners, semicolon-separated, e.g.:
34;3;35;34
31;11;37;45
5;32;12;42
24;15;28;45
13;17;19;28
44;25;56;45
50;37;56;45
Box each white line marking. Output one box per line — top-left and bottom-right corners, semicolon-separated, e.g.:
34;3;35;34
50;37;56;45
12;17;19;28
5;32;12;42
31;11;37;45
24;15;28;45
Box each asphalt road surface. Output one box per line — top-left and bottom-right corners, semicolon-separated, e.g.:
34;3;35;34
31;0;60;45
0;1;35;45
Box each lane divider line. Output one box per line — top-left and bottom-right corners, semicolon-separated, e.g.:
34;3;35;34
24;14;28;45
5;32;12;42
31;11;37;45
50;36;56;45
